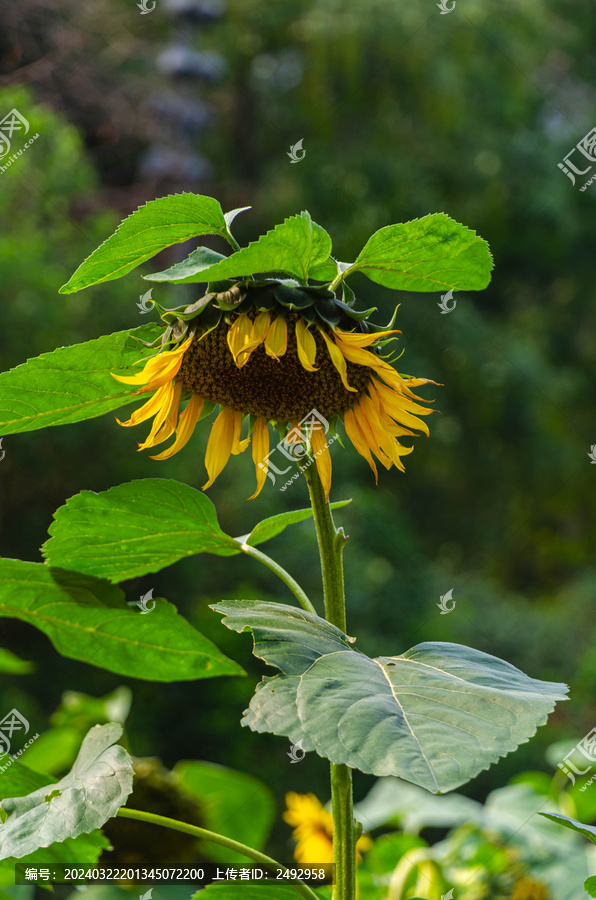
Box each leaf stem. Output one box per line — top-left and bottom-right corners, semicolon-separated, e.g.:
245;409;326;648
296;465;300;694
239;542;317;615
303;461;356;900
117;807;319;900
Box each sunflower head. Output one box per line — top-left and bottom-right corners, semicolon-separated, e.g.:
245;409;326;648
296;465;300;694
283;791;371;865
112;277;435;499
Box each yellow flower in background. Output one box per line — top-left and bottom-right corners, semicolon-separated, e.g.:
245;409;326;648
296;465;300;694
112;281;435;499
283;791;371;865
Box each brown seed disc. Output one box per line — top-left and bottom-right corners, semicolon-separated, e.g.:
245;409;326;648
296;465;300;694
177;314;373;421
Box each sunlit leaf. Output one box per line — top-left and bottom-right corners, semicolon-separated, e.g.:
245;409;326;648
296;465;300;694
147;212;333;286
0;724;132;859
43;479;240;582
214;600;567;793
60;193;231;293
341;213;493;292
0;325;161;436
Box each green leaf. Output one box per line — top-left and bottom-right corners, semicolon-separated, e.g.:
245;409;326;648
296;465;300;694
584;875;596;897
18;728;83;778
0;325;162;436
43;479;240;582
0;648;33;675
142;245;227;285
354;777;482;833
239;500;352;547
0;559;243;681
146;212;333;286
0;724;132;859
60;193;231;293
341;213;493;292
213;600;567;793
0;757;51;800
174;761;275;863
309;258;351;282
539;812;596;846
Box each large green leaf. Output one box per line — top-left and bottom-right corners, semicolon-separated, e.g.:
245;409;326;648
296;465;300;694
60;194;231;293
340;213;493;292
0;325;161;436
146;212;333;286
213;600;567;793
174;761;275;863
0;724;132;859
43;479;240;582
192;887;304;900
43;480;345;582
0;559;243;681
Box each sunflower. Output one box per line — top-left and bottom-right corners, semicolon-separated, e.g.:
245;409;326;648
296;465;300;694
112;280;435;499
283;792;371;865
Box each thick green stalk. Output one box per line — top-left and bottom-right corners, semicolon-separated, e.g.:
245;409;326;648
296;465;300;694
303;461;356;900
117;808;319;900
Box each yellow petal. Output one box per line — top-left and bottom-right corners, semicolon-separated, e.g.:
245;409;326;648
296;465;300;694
333;334;389;372
202;407;238;489
335;328;400;347
248;416;270;500
373;378;432;434
319;328;356;392
344;406;378;482
139;381;183;449
150;393;203;460
116;382;171;427
112;335;193;386
227;314;253;367
231;412;250;455
311;426;332;500
295;319;319;371
265;316;287;359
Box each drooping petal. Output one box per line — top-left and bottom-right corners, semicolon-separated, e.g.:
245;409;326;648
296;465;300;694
150;393;204;460
344;406;378;482
264;316;288;359
231;411;250;455
311;426;332;500
137;380;183;450
334;328;401;347
319;328;357;392
372;377;433;434
295;319;319;372
202;407;238;489
116;382;172;427
248;416;270;500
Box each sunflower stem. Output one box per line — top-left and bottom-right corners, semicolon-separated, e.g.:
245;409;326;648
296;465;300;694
303;461;356;900
239;542;317;614
116;808;319;900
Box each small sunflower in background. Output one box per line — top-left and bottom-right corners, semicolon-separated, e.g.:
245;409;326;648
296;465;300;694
283;791;371;864
112;279;435;499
